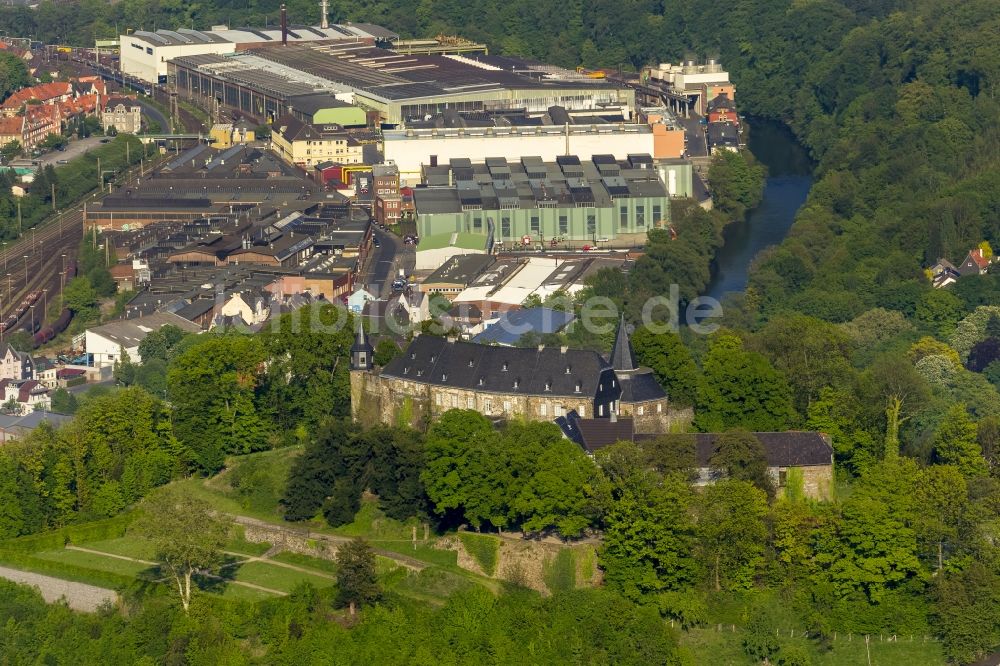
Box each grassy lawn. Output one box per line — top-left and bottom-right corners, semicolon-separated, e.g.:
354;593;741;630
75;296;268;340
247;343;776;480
228;560;335;593
272;551;337;575
81;536;157;561
34;548;158;579
679;627;946;665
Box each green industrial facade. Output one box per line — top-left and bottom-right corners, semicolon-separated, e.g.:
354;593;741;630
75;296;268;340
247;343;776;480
415;196;670;245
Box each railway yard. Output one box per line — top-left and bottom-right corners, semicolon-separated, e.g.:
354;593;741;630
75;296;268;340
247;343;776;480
0;154;169;346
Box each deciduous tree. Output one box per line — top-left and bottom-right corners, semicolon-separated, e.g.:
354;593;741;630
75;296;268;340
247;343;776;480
135;489;230;612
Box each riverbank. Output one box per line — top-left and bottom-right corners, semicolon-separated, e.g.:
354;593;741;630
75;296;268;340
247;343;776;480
704;118;814;301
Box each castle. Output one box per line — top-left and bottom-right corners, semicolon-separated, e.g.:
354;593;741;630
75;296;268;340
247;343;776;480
350;318;684;433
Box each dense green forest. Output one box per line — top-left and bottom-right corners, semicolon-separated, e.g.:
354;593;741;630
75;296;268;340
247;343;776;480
2;0;1000;663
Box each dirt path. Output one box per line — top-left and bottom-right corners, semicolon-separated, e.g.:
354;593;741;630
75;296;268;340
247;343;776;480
222;551;335;580
67;545;287;597
0;565;117;612
66;545;158;566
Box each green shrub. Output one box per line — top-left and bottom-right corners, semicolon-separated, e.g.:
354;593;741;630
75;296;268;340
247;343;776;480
543;549;576;594
458;532;500;576
0;514;134;553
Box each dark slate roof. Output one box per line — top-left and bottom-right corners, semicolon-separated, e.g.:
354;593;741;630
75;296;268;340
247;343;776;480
609;316;636;371
688;432;833;467
174;299;215;321
566;414;637;453
617;370;666;403
351;319;373;355
381;335;615;398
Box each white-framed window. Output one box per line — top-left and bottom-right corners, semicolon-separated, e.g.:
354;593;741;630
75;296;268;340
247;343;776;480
657;403;662;413
598;404;604;416
435;394;442;406
540;403;548;416
467;397;474;409
579;405;585;417
503;400;511;413
638;406;644;416
484;400;493;413
451;395;458;408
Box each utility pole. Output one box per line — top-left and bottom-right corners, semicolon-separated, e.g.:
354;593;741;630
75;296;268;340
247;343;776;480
51;182;56;211
16;200;20;235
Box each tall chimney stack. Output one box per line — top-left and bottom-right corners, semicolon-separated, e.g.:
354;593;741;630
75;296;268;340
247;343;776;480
280;4;288;45
320;0;329;29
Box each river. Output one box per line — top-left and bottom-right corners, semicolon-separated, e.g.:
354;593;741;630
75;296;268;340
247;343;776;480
704;118;814;300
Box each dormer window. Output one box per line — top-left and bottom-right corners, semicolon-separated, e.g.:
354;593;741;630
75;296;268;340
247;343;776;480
430;355;436;362
442;373;447;381
574;382;582;393
411;352;416;360
403;367;409;374
544;380;551;392
478;377;485;386
513;379;520;389
416;369;423;377
468;359;474;367
565;366;571;374
502;361;509;372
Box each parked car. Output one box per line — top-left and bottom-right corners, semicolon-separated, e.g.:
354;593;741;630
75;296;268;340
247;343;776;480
391;278;406;291
373;237;380;248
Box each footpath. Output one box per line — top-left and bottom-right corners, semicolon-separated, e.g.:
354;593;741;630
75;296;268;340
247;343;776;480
0;565;117;612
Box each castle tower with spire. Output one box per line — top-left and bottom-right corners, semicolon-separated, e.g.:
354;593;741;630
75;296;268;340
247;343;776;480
350;318;374;371
610;316;671;433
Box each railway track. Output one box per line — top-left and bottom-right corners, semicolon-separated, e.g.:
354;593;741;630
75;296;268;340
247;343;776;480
0;153;172;337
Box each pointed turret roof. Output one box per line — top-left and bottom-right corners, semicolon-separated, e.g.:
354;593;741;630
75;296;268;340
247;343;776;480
351;317;372;354
610;316;636;372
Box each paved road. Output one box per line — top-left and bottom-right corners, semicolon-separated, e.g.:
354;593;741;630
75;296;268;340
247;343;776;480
678;113;708;158
0;565;117;612
136;99;170;133
362;227;402;298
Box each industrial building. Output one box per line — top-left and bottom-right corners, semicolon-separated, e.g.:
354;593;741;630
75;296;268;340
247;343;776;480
121;20;397;84
247;46;636;126
410;154;671;254
83;144;327;231
643;59;734;115
384;116;655;186
169;52;362;124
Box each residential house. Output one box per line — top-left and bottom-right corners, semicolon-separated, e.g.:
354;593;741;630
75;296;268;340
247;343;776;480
101;96;142;135
1;378;51;414
270;114;364;168
213;291;269;328
706;94;738;126
958;247;991;276
84;311;201;367
348;288;375;313
559;416;834;501
707;122;739;153
0;82;73;117
0;344;34;381
929;258;960;289
0;104;61;151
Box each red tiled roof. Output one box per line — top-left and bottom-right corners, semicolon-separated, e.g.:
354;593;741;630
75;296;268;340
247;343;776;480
1;82;71;110
968;249;990;269
0;116;21;136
